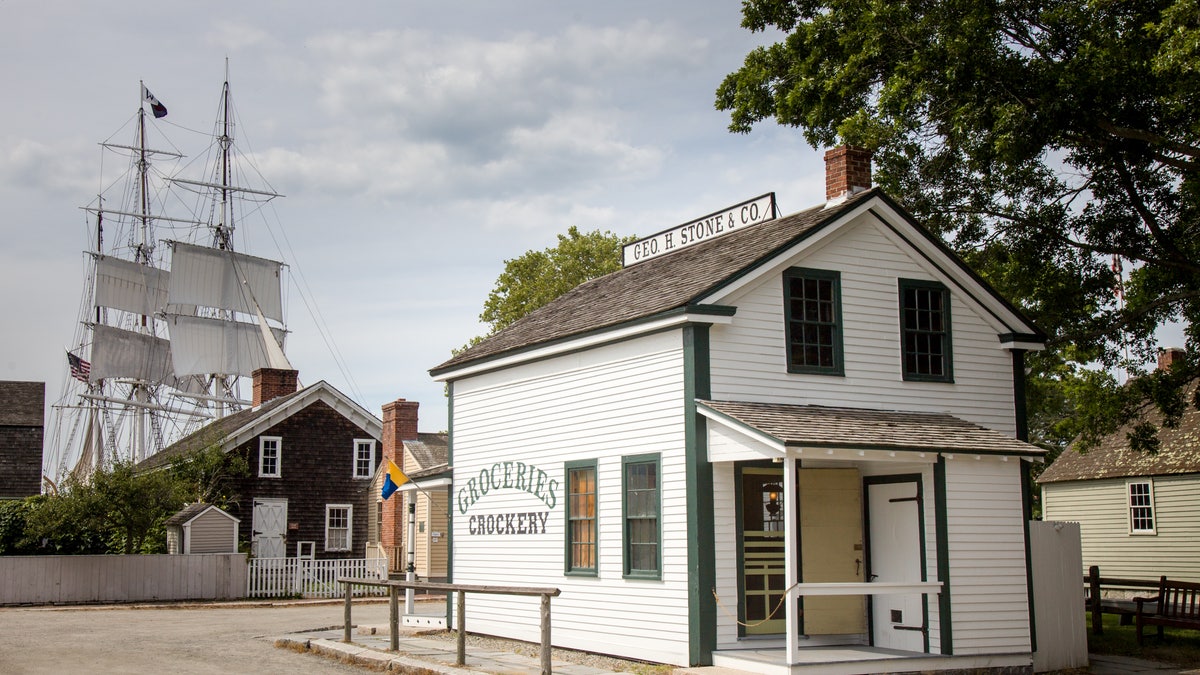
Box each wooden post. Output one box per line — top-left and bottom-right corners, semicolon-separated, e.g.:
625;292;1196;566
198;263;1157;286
1090;565;1102;635
456;590;466;666
343;581;353;643
540;593;552;675
389;583;400;651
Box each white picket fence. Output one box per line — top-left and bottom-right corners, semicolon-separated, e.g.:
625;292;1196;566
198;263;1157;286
247;557;388;599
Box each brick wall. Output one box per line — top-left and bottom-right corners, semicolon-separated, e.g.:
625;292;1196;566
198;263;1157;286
824;146;872;200
252;368;299;406
380;399;420;552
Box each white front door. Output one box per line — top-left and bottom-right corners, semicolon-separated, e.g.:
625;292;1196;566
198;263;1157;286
867;479;925;652
252;498;288;558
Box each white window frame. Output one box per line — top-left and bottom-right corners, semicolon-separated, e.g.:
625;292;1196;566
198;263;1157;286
1127;480;1157;535
259;436;282;478
325;504;353;552
353;439;376;479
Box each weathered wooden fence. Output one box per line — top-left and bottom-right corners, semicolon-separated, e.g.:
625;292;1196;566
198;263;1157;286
0;553;247;605
1029;520;1088;673
247;557;386;598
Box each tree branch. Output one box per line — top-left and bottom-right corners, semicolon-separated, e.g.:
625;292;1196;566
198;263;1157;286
1049;289;1200;347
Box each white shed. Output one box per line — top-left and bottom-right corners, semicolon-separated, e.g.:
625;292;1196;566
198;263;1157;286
166;503;240;554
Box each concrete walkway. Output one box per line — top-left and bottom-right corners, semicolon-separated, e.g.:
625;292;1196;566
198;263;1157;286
279;623;627;675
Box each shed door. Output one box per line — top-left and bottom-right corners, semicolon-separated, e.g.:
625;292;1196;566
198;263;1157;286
867;480;925;651
252;498;288;558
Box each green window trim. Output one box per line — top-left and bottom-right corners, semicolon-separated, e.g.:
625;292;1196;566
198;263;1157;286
565;459;599;576
898;278;954;382
622;453;662;580
783;267;844;375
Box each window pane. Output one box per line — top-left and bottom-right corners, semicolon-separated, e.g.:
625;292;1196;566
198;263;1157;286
624;458;659;575
568;465;597;571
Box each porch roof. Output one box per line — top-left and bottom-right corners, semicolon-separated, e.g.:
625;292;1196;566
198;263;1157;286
697;399;1044;457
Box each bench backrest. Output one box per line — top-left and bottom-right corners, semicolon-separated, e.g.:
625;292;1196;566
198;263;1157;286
1157;576;1200;620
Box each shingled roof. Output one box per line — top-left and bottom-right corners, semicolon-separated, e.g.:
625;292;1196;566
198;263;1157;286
405;433;449;479
137;380;380;471
432;190;880;375
1038;382;1200;483
700;399;1044;456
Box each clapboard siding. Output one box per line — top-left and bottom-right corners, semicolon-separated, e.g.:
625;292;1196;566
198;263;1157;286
1042;474;1200;580
452;330;693;665
944;458;1031;654
709;217;1016;435
188;510;237;553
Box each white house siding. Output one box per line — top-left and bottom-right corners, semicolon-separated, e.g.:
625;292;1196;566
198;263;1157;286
708;216;1017;435
943;457;1031;654
451;330;693;665
1042;474;1200;580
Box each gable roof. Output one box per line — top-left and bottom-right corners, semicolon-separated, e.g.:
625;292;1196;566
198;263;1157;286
138;380;382;471
1038;383;1200;483
0;381;45;427
165;502;239;527
700;399;1044;457
431;189;1043;378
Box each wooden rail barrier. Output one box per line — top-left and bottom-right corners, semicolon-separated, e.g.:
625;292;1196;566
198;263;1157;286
338;577;561;675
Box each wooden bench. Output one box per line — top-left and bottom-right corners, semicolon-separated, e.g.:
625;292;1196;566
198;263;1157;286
1134;575;1200;645
1085;566;1162;634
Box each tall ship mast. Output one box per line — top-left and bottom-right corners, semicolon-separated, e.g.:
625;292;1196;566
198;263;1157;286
48;73;291;481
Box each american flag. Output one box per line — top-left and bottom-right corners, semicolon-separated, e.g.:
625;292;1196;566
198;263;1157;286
67;352;91;383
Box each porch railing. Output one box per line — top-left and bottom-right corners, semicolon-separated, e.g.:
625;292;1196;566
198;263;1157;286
248;557;387;598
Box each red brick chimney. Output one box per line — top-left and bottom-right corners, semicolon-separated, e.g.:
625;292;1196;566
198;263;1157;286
380;398;420;556
1158;347;1186;371
825;146;872;201
252;368;299;406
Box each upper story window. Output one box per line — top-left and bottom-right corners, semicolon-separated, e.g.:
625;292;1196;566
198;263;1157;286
353;439;376;479
622;453;661;579
259;437;281;478
783;268;843;375
1128;481;1156;534
898;279;953;382
326;504;352;551
565;459;598;576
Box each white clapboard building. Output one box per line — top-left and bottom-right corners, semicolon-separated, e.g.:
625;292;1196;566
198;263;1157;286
430;147;1046;673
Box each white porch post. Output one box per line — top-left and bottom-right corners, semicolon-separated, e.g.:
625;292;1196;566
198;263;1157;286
783;454;799;665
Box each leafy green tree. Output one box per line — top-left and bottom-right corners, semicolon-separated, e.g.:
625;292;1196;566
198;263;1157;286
25;460;184;554
716;0;1200;451
473;226;637;339
0;497;43;555
169;438;247;508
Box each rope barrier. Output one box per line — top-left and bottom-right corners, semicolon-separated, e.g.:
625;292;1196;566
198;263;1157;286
712;583;802;627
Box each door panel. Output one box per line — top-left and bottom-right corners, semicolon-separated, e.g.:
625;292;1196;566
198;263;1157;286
800;468;865;635
867;480;925;651
253;498;287;558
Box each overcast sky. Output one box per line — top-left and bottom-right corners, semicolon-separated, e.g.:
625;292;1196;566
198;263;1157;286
3;1;836;474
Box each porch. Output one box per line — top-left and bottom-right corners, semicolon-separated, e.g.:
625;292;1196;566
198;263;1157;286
707;645;1031;675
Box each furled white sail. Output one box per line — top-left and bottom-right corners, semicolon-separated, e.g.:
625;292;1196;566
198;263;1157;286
167;242;284;321
94;255;170;316
89;324;176;384
166;314;287;377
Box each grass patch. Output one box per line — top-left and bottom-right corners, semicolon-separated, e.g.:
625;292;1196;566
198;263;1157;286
1088;613;1200;666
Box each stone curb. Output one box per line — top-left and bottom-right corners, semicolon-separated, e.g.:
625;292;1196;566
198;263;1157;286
276;636;480;674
